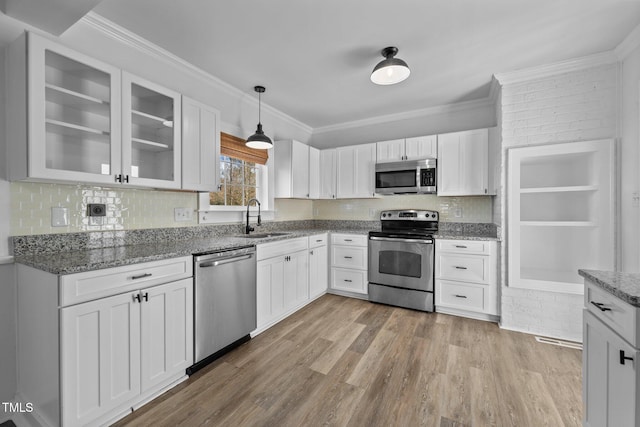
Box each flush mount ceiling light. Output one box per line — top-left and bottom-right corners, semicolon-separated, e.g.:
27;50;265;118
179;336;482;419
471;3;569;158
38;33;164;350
245;85;273;149
370;46;411;85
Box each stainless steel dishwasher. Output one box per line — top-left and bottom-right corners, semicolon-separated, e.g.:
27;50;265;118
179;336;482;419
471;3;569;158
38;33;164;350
188;245;256;375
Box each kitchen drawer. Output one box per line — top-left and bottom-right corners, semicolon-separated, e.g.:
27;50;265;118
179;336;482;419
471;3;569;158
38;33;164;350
309;233;328;248
437;253;489;284
437;239;494;255
257;237;308;261
60;256;193;306
585;280;639;347
332;246;367;270
331;233;367;247
437;280;485;312
331;268;367;294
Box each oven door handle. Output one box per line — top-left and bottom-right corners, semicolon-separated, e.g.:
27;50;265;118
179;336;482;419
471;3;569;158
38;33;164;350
369;236;433;244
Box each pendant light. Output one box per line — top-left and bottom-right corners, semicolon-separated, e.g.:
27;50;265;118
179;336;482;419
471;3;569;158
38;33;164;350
245;85;273;149
370;47;411;85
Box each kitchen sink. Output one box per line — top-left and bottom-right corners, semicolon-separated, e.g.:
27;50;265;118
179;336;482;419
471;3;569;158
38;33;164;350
236;232;291;239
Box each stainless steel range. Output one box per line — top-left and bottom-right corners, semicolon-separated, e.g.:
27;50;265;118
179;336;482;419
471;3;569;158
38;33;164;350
368;209;438;312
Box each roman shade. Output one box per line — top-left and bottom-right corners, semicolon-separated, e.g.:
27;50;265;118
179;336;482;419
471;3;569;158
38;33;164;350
220;132;269;165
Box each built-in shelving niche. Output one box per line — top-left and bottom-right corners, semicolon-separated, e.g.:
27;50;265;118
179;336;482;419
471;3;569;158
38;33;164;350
508;140;614;294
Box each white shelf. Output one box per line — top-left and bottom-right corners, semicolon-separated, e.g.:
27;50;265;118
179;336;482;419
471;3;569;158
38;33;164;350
131;109;168;127
46;83;108;106
46;119;109;139
520;185;597;194
520;221;596;227
131;137;170;152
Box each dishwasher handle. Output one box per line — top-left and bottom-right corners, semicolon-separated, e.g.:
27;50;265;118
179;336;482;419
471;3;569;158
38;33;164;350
198;254;253;268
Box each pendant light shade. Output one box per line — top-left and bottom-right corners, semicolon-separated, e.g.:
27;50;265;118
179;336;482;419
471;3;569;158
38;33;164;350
370;47;410;85
246;86;273;149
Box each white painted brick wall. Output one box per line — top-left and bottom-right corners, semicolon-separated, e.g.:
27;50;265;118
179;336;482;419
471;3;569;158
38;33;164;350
498;63;618;342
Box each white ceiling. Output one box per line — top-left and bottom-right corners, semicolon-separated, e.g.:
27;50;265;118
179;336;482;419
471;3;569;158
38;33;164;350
7;0;640;131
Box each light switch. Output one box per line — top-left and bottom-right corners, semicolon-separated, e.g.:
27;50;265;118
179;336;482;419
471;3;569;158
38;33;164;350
51;207;69;227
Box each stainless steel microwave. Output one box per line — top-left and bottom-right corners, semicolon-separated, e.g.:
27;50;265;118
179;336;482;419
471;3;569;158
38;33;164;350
375;158;437;194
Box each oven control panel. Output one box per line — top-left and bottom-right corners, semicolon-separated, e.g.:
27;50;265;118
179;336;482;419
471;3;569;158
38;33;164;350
380;210;439;221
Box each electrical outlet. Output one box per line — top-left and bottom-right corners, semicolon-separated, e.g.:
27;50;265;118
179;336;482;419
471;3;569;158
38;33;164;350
369;208;376;218
87;204;106;217
174;207;193;222
454;207;463;218
633;192;640;208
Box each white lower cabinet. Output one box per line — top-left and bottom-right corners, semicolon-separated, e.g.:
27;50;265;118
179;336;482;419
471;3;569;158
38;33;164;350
583;278;640;427
256;237;309;332
308;234;329;299
17;257;193;427
435;239;498;321
330;233;368;296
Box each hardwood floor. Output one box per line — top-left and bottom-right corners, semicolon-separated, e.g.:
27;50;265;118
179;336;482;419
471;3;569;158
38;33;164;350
113;294;582;427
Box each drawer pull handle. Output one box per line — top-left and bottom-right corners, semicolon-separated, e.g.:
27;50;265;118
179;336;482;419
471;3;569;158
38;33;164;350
620;350;634;365
316;239;323;242
455;245;468;248
454;266;467;270
590;301;612;312
344;239;353;242
344;279;353;282
344;256;353;259
454;294;467;299
131;273;153;280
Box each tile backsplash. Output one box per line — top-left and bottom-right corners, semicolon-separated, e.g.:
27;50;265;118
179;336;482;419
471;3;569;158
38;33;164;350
313;195;492;222
10;182;493;237
11;182;198;235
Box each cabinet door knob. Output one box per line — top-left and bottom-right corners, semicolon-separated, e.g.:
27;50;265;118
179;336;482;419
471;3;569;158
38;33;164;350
620;350;634;365
142;292;149;302
133;293;141;303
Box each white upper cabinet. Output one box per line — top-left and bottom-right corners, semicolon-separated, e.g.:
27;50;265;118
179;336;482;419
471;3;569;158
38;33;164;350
404;135;438;160
274;139;312;198
376;139;405;162
7;32;183;189
8;32;122;184
319;149;337;199
308;146;320;199
437;128;494;196
377;135;437;163
181;96;220;192
336;143;376;198
122;72;182;189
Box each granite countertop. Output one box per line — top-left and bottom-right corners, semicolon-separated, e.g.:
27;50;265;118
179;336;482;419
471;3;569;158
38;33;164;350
579;269;640;308
433;233;500;241
14;229;354;275
14;225;498;276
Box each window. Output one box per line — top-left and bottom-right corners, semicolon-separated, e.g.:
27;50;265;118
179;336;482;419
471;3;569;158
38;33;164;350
203;132;269;211
210;156;259;206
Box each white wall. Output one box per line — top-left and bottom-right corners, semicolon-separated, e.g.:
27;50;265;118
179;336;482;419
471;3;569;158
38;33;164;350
620;43;640;272
497;62;619;341
311;100;496;148
0;44;17;406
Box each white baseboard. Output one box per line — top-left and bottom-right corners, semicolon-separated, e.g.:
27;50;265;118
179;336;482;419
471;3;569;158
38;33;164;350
498;323;583;344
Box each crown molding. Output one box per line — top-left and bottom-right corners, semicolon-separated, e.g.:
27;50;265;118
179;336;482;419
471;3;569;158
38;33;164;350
312;96;496;135
615;23;640;60
81;12;312;135
493;51;618;86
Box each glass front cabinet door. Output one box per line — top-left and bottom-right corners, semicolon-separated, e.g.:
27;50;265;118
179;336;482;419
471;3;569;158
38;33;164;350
9;32;122;184
121;72;181;189
8;32;182;189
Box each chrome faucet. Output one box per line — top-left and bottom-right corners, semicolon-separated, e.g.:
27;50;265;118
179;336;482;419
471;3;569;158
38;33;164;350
245;198;261;234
